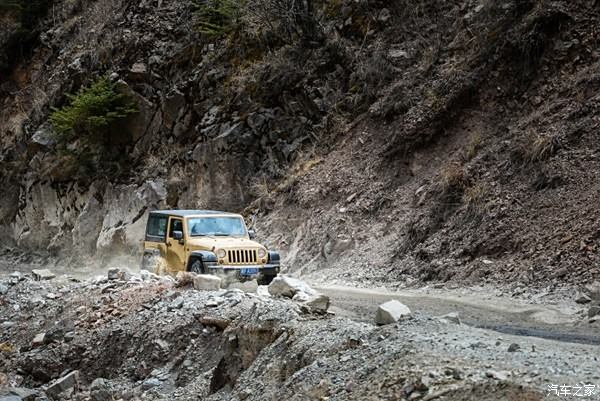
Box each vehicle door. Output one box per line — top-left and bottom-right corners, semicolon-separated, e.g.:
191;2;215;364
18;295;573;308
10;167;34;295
144;214;168;257
166;217;186;272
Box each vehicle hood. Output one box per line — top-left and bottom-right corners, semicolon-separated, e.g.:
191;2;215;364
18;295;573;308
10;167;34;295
187;237;265;251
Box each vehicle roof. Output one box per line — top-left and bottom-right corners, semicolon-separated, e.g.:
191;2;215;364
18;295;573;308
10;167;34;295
149;210;241;218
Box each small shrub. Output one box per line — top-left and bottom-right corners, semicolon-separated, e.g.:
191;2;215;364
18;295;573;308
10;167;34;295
192;0;243;37
50;77;137;145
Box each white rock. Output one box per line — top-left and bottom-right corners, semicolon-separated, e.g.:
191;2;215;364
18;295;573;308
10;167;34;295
257;285;270;298
292;291;311;302
375;300;411;325
140;270;159;281
227;280;258;293
306;294;330;313
437;312;461;325
32;333;46;347
193;275;222;291
268;276;315;298
486;370;510;381
32;269;55;281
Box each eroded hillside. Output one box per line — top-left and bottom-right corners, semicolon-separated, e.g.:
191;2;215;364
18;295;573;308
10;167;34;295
1;0;599;288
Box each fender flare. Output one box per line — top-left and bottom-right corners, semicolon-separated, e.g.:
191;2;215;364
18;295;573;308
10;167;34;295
268;250;280;264
187;250;217;271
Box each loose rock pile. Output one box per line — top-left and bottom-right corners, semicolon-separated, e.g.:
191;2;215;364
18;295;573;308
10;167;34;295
0;269;557;401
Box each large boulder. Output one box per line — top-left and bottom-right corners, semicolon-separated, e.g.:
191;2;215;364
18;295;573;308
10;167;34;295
305;294;330;313
193;275;222;291
375;300;411;325
46;371;79;400
268;276;330;313
268;276;316;298
32;269;55;281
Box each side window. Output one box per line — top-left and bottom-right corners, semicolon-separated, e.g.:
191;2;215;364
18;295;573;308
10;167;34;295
169;219;183;238
146;215;168;241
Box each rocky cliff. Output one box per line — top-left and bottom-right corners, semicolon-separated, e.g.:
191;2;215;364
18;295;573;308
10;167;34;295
1;0;599;287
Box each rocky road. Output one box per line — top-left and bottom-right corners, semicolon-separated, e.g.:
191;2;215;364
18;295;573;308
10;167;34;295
316;285;600;345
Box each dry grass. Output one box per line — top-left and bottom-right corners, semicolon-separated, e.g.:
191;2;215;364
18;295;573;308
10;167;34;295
441;162;468;192
514;131;562;165
276;156;322;192
462;183;488;223
463;133;482;161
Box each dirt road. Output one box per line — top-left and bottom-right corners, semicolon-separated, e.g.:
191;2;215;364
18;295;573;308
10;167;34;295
316;284;600;345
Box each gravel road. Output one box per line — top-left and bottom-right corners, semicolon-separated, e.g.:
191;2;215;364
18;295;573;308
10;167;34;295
315;284;600;345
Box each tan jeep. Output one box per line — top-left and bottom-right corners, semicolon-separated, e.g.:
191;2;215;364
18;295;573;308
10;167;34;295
141;210;280;285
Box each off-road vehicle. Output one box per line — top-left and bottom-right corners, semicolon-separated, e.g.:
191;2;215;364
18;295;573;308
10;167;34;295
141;210;280;284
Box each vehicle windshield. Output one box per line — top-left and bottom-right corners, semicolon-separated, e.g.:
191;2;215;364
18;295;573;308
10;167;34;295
187;216;247;237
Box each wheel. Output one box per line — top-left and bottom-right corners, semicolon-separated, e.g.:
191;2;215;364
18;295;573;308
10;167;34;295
188;258;204;274
258;275;276;286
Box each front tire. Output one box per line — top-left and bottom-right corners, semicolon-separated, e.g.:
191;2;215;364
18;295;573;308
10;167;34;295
188;258;205;274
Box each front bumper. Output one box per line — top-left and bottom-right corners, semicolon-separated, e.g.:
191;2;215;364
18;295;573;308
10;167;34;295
204;263;280;277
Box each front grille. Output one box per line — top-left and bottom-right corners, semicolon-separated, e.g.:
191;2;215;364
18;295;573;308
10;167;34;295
227;249;258;265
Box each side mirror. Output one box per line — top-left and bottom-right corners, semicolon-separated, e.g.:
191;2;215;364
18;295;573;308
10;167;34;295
248;229;256;239
173;230;183;241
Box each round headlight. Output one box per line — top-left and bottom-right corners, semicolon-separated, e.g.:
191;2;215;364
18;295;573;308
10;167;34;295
217;249;226;258
257;248;267;258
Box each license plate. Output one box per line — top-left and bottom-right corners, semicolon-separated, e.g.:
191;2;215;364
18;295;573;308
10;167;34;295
240;268;259;276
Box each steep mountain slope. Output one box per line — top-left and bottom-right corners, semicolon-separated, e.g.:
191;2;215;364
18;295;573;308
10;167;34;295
258;0;600;289
1;0;599;288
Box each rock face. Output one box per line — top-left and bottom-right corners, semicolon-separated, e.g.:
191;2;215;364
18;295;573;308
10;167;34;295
193;275;222;291
0;0;326;267
375;300;412;325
